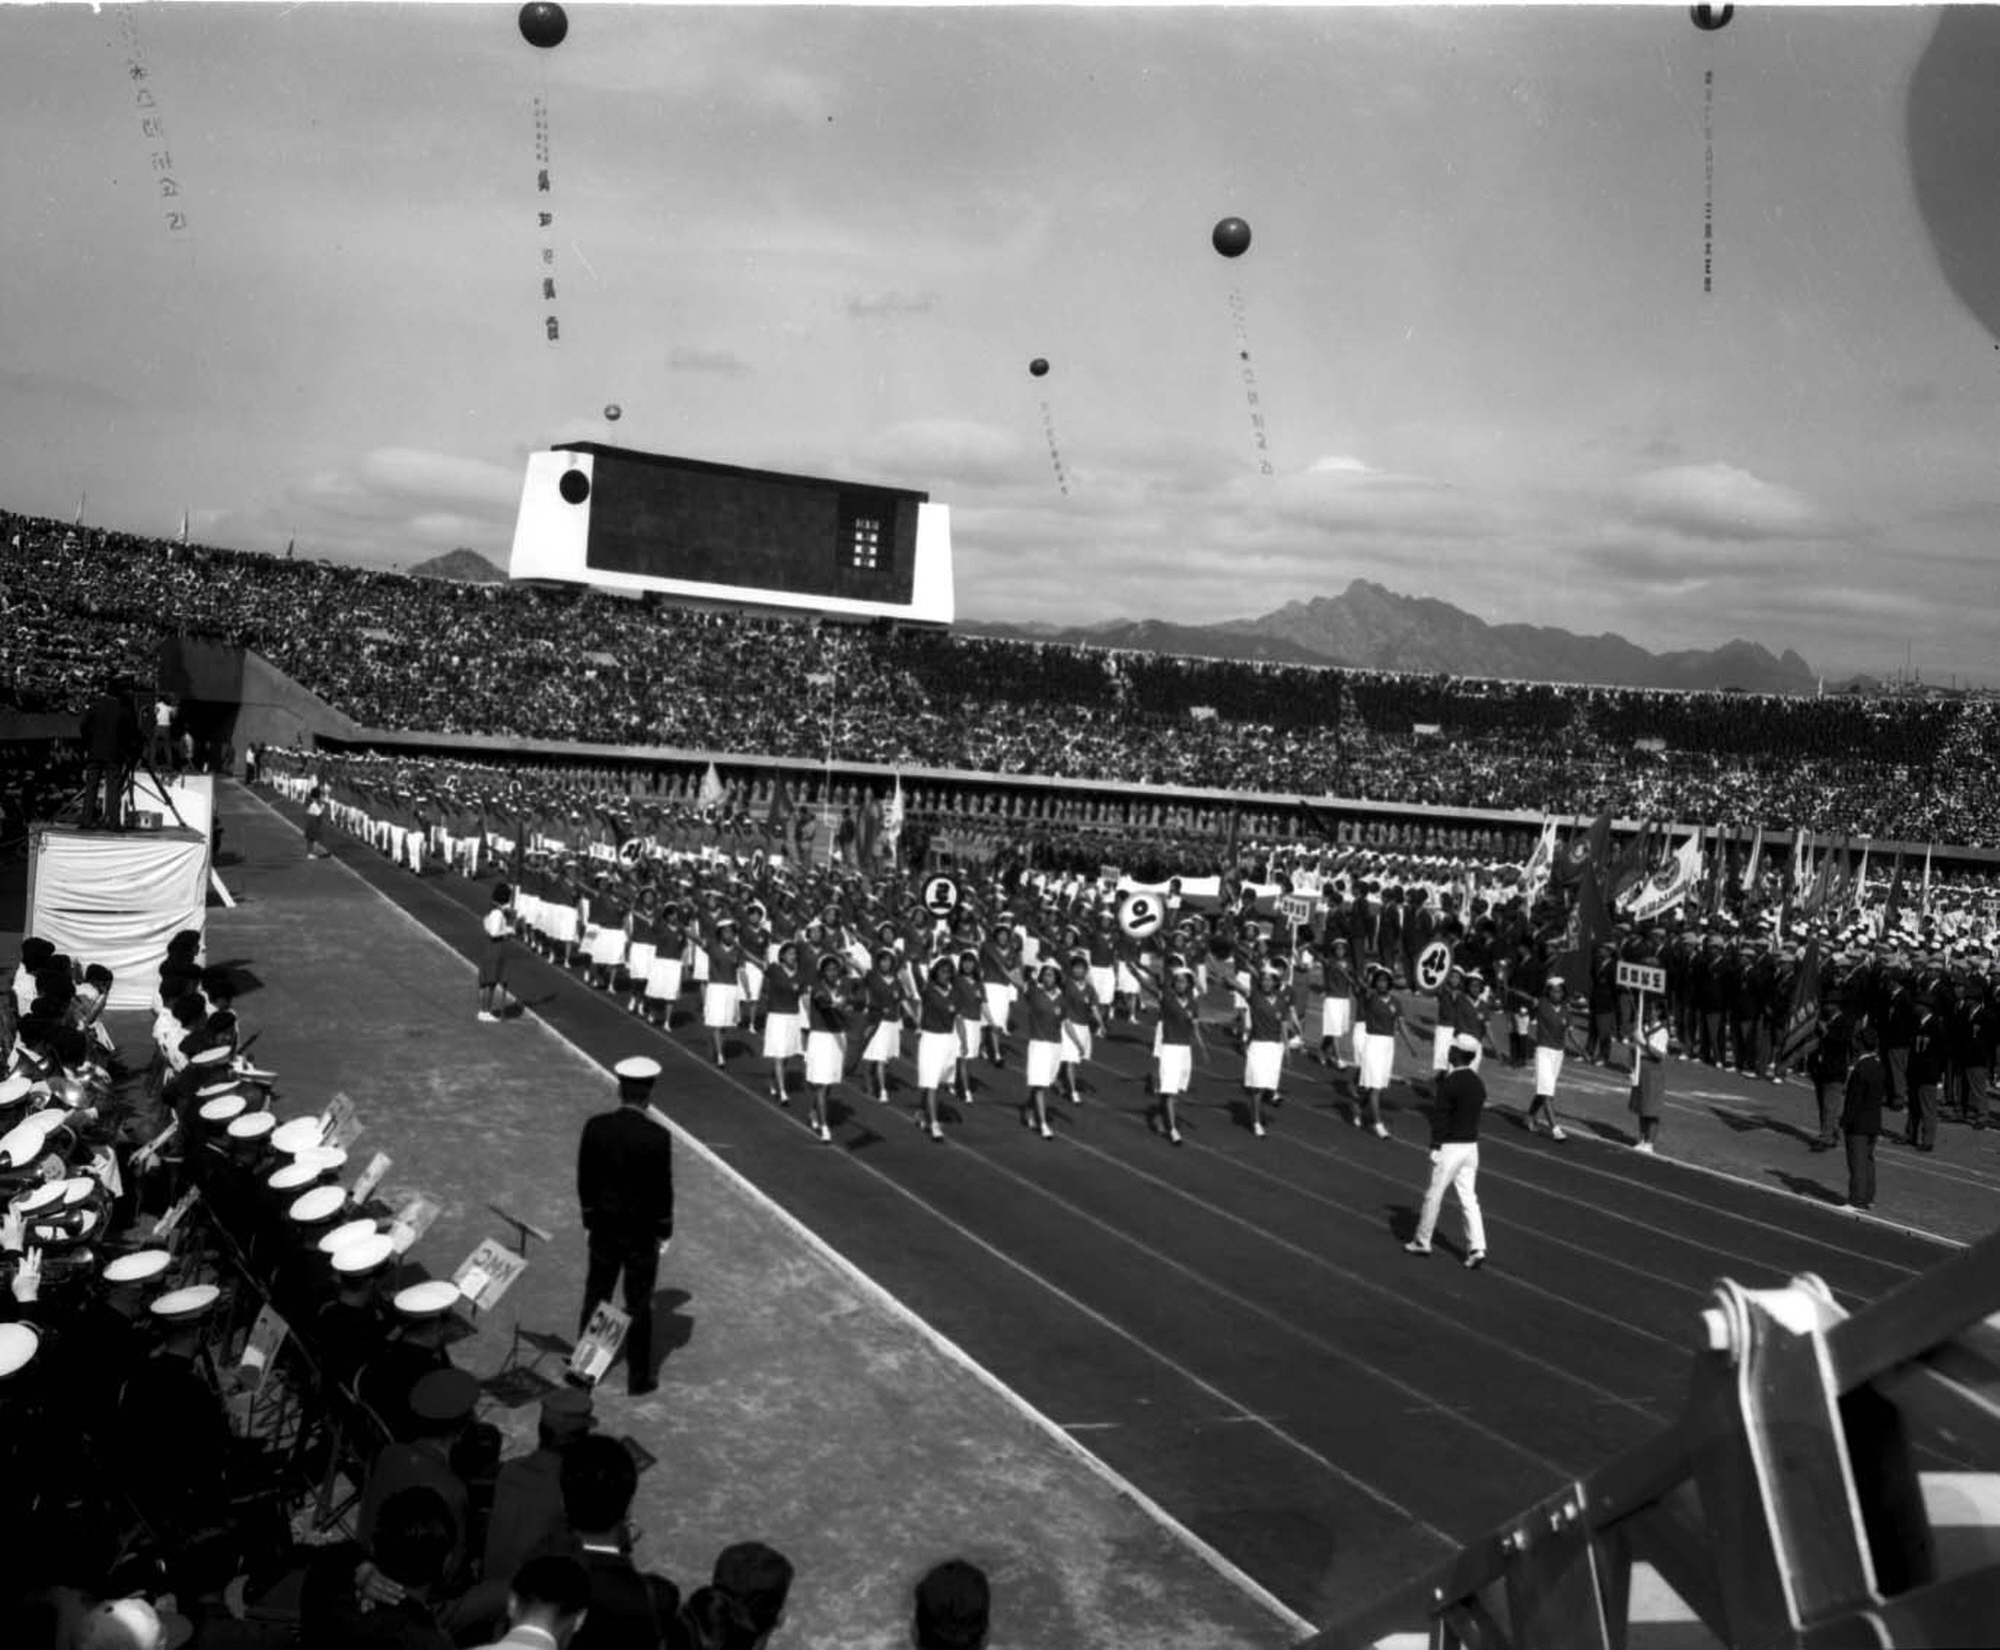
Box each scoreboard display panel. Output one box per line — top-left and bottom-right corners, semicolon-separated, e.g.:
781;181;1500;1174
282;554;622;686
508;443;954;624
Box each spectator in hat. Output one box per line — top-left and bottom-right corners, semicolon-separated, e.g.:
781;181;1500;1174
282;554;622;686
357;1368;479;1587
575;1058;674;1396
483;1387;597;1584
483;1553;593;1649
557;1434;681;1650
708;1541;793;1649
912;1558;989;1650
1405;1033;1488;1268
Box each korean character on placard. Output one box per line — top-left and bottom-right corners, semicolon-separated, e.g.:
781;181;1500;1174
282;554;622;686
542;278;556;300
135;88;156;108
142;117;163;138
165;211;186;233
538;211;553;228
159;177;180;198
127;61;147;81
545;316;560;342
537;169;550;193
151;150;173;171
542;248;555;266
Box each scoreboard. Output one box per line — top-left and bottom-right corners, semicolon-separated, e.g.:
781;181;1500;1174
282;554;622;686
508;443;954;623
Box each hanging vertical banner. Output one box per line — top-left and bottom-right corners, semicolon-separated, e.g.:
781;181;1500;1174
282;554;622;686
115;7;189;241
1038;400;1071;496
1702;68;1715;293
1227;290;1274;476
534;91;560;344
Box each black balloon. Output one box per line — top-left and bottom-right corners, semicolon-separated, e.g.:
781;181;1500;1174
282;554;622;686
1028;358;1049;378
604;404;622;422
1211;217;1252;259
1689;4;1733;30
519;2;568;49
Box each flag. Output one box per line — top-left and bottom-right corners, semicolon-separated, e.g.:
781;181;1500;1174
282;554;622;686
1882;851;1905;932
1799;845;1838;917
1557;864;1611;997
1921;843;1933;919
1774;938;1824;1067
856;791;881;866
1521;815;1558;897
696;762;725;811
178;510;189;545
285;535;296;560
1740;823;1764;893
1628;831;1705;922
73;492;84;527
1297;798;1340;842
1850;840;1870;915
1791;826;1812;897
1608;820;1655;908
1553;808;1612;893
884;774;905;867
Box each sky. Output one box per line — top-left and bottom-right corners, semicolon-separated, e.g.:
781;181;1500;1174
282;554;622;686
3;2;1999;683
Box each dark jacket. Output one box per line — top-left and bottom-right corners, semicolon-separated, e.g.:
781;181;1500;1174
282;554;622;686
79;690;141;764
577;1104;676;1247
1430;1068;1486;1146
1842;1053;1886;1137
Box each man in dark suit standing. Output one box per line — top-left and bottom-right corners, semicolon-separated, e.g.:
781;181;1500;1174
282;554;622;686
1841;1026;1885;1212
576;1056;674;1396
78;675;141;829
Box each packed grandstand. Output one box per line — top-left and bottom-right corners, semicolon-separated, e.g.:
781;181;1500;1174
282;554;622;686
3;510;1997;854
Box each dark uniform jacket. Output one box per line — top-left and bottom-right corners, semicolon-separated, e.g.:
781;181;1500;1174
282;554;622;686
577;1106;676;1247
1842;1053;1886;1137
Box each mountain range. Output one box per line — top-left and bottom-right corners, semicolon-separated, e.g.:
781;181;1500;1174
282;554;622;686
408;547;509;583
966;579;1817;693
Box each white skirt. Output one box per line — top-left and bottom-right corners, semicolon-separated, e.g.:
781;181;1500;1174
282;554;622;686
1114;961;1140;997
740;960;765;1002
957;1017;983;1058
516;893;542;927
983;983;1014;1028
804;1029;845;1087
703;983;741;1028
1357;1029;1396;1091
1062;1022;1092;1065
861;1017;901;1063
1320;996;1354;1039
1156;1043;1193;1096
916;1029;957;1089
586;926;627;968
1243;1039;1283;1092
1026;1039;1062;1088
762;1010;805;1061
1535;1045;1565;1096
547;904;579;945
1088;966;1115;1006
627;940;658;977
1431;1025;1454;1071
644;957;684;1001
692;949;710;984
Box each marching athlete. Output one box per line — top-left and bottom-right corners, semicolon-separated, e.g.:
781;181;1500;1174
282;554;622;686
759;940;808;1107
803;955;855;1143
913;957;961;1141
1058;952;1104;1105
951;950;988;1105
1318;936;1357;1070
701;914;746;1067
857;945;912;1105
1353;964;1408;1139
1019;961;1071;1140
1234;961;1303;1139
1528;976;1573;1141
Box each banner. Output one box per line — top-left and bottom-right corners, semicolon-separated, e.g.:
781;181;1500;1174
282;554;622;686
1775;938;1823;1066
1553;808;1612;893
1625;831;1704;922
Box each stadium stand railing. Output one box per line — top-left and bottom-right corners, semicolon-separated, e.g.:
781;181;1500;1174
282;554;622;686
1317;1226;2000;1650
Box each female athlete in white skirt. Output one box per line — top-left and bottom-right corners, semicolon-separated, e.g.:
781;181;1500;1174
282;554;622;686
643;905;688;1029
951;951;988;1104
1234;963;1302;1139
803;955;854;1143
1354;965;1407;1138
913;957;961;1141
1058;952;1103;1105
702;916;745;1067
1148;964;1203;1146
1318;937;1357;1068
1019;962;1070;1140
857;946;911;1105
759;940;808;1107
624;888;659;1017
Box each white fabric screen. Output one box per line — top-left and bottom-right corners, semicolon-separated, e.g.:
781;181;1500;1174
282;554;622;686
27;827;209;1010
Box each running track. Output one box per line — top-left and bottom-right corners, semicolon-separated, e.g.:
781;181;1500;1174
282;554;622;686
271;790;1960;1628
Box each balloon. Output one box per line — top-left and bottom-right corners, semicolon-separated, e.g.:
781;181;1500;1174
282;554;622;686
604;404;622;421
1211;217;1252;259
519;2;568;49
1689;4;1733;29
1908;8;2000;347
1028;358;1049;378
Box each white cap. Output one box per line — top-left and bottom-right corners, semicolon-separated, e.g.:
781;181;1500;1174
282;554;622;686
330;1232;396;1275
103;1249;172;1285
1451;1033;1482;1054
149;1283;221;1321
614;1056;662;1082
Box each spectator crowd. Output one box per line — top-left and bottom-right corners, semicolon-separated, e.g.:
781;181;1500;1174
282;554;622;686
7;509;2000;849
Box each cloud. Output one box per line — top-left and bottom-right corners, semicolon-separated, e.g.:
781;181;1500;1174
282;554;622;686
1623;462;1830;541
852;419;1027;489
356;448;521;513
843;290;939;319
668;347;752;376
1307;454;1376;475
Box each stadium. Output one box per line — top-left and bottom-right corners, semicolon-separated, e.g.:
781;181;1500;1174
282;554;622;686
5;8;2000;1650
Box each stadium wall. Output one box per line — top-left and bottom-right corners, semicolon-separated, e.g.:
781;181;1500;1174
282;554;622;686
155;637;362;763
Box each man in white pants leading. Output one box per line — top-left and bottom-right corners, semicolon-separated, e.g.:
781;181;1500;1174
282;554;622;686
1405;1032;1488;1269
